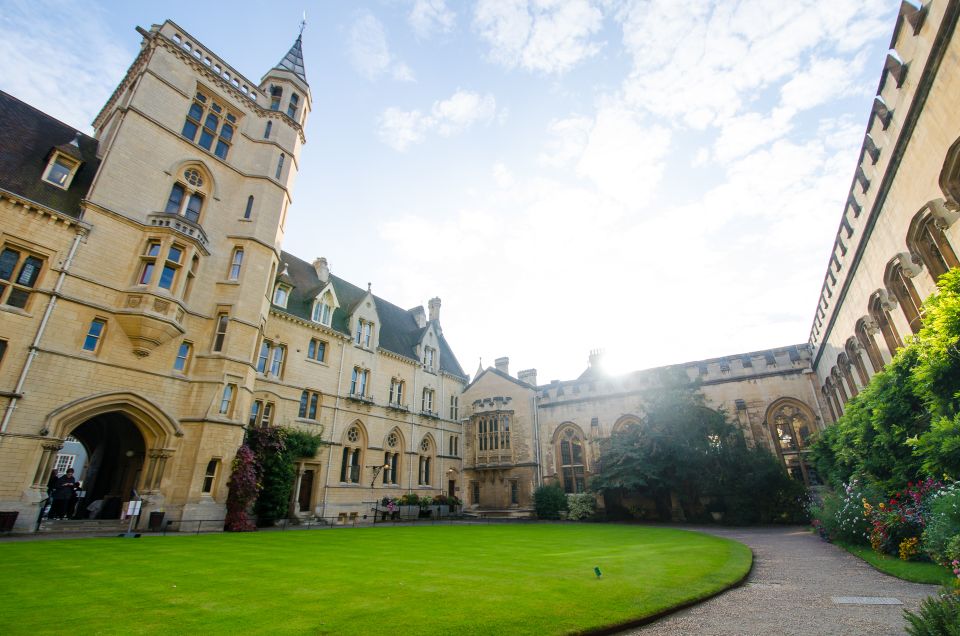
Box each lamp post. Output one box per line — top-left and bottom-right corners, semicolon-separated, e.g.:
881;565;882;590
369;464;390;522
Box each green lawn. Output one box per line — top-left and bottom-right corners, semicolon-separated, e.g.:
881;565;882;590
0;524;751;635
839;542;954;585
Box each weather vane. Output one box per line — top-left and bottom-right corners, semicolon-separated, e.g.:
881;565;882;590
299;12;307;36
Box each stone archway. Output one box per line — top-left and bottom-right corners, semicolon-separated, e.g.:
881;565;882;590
35;392;181;518
764;398;817;486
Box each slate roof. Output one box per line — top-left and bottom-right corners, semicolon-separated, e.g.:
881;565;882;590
0;90;99;219
273;35;308;85
276;251;466;379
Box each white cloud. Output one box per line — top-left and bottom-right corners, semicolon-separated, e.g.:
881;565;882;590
780;55;864;112
0;0;130;133
348;12;416;82
575;106;671;208
617;0;891;129
713;109;794;162
409;0;456;39
473;0;604;74
492;162;514;188
539;116;593;167
378;89;498;151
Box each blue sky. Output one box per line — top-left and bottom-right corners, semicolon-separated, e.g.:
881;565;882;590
0;0;900;381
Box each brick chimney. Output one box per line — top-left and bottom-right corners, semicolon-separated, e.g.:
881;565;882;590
495;357;509;375
312;257;329;283
518;368;537;386
428;297;441;322
588;349;604;369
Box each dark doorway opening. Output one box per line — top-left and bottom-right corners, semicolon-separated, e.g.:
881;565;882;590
68;412;145;519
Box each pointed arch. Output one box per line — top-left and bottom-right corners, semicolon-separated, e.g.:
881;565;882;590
884;255;923;333
939;136;960;206
382;427;404;486
45;391;183;448
417;433;436;486
612;414;643;435
907;199;960;280
554;423;588;493
836;353;859;398
764;397;817;484
869;290;903;359
855;316;885;373
339;420;366;484
167;159;219;198
844;337;870;386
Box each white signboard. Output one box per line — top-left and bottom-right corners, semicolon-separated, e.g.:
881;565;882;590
122;500;142;518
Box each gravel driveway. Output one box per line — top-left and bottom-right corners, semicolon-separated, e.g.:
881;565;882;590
625;526;941;636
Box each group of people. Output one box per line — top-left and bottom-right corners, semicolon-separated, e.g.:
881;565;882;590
45;468;80;519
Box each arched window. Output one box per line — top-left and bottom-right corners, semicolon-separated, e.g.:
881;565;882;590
869;291;903;359
418;436;434;486
825;376;843;418
885;256;923;333
340;424;365;483
276;153;285;180
836;353;859;398
907;201;959;281
765;399;816;483
383;429;402;486
845;338;870;387
311;291;334;326
165;166;208;224
831;367;849;405
939;136;960;207
611;415;642;436
821;385;837;424
244;195;254;219
264;121;272;139
855;317;884;373
556;425;587;494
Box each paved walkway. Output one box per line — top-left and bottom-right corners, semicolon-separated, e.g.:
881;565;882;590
626;526;940;636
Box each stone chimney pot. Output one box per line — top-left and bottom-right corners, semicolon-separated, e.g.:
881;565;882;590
428;297;441;322
313;257;329;283
495;357;509;375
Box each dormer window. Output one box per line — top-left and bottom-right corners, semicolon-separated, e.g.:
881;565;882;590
354;319;374;348
273;283;291;307
423;346;436;371
43;153;80;189
311;294;333;326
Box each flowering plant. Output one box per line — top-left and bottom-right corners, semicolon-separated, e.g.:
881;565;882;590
864;478;941;556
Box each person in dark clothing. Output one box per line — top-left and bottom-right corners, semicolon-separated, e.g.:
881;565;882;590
44;469;58;519
50;468;78;519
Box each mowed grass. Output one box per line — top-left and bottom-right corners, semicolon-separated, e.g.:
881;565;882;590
0;524;750;635
839;542;954;585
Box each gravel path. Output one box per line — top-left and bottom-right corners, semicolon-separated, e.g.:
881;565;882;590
626;526;940;636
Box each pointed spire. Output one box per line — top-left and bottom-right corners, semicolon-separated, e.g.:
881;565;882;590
273;33;308;85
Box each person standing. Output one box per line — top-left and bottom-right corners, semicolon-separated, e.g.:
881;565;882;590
50;468;77;520
44;469;58;519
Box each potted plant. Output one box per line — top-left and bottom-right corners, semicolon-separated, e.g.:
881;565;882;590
432;494;450;518
419;495;434;518
399;493;420;520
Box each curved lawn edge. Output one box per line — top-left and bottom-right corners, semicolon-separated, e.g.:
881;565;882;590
835;541;952;586
581;529;754;636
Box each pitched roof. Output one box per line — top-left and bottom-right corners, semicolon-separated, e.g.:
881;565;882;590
464;366;536;392
273;35;308;85
276;251;466;379
0;90;100;218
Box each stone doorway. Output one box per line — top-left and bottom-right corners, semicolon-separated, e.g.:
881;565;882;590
67;412;146;519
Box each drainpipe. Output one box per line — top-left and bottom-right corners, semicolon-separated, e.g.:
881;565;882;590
532;391;542;488
1;228;87;440
319;336;347;519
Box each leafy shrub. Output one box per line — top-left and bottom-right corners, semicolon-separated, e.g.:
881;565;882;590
903;591;960;636
224;445;258;532
566;493;596;520
923;484;960;565
810;480;881;545
399;493;420;506
534;484;567;519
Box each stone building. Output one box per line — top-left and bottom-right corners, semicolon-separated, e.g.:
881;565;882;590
808;0;960;419
0;20;465;532
462;346;824;516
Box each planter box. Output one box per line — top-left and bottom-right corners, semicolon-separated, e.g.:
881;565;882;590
399;505;419;520
431;505;450;518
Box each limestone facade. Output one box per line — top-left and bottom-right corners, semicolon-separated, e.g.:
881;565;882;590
809;0;960;417
0;20;465;532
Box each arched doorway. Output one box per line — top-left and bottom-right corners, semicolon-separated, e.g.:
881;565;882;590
36;392;181;522
68;413;146;519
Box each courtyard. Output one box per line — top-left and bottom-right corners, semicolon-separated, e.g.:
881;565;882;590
0;524;749;635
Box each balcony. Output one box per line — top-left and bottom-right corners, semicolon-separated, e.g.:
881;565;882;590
115;292;186;357
147;213;209;251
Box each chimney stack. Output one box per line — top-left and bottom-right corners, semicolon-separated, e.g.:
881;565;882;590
428;297;441;322
313;257;329;283
495;357;509;375
518;368;537;386
588;348;605;369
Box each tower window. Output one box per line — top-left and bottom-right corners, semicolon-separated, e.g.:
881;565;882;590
264;121;272;138
270;86;282;111
0;247;44;310
276;153;285;179
228;247;243;280
82;318;107;353
165;168;206;224
244;195;254;219
287;93;300;119
181;92;237;160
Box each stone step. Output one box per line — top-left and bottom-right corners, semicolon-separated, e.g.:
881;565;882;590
38;519;130;533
